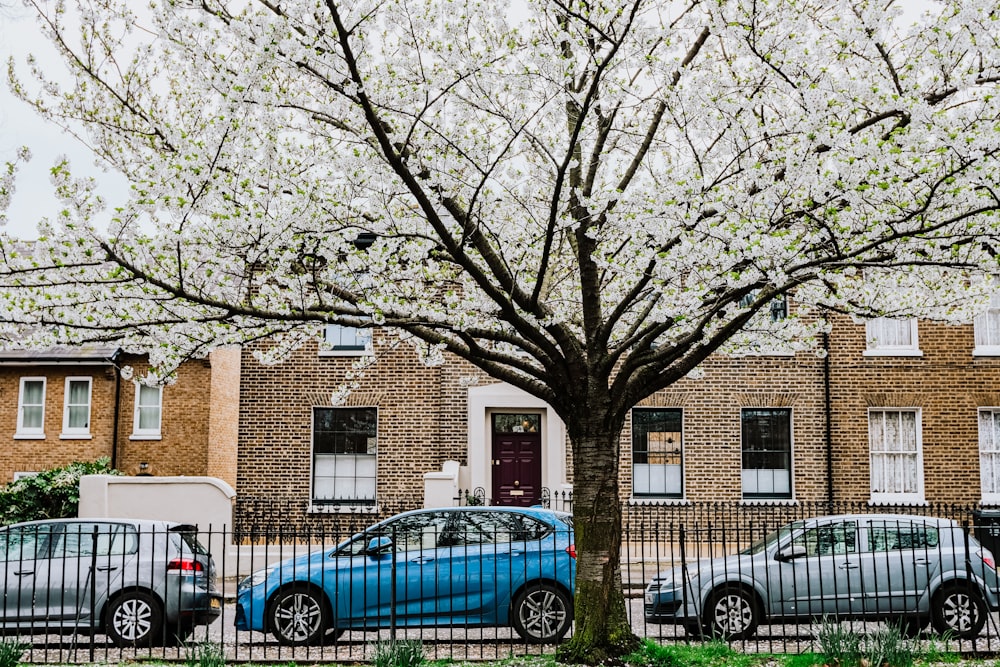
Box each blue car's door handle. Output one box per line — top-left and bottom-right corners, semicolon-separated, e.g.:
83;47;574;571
410;557;434;564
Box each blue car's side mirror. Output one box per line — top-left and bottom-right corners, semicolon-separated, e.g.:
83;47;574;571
367;535;393;559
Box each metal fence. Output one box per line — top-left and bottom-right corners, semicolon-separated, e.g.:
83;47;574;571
5;502;1000;663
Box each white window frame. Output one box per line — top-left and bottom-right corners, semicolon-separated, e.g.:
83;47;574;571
630;407;684;500
974;291;1000;356
61;377;93;439
15;377;46;439
864;318;922;356
979;408;1000;504
868;408;924;504
740;408;794;500
310;406;378;507
131;383;163;440
319;324;373;357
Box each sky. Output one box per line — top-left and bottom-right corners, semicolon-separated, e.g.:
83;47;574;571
0;3;129;239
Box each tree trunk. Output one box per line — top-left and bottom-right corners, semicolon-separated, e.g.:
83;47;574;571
557;427;640;664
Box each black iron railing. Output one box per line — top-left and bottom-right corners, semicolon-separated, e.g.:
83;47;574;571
6;501;1000;663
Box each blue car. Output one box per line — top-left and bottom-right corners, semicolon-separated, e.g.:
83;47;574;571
235;506;575;645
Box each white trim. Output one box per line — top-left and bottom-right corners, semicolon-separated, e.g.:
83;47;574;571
319;324;373;356
978;407;1000;505
868;407;924;504
740;407;795;501
630;406;685;500
16;376;46;437
61;376;92;437
467;383;568;499
309;405;378;506
973;346;1000;357
131;383;163;438
865;318;921;356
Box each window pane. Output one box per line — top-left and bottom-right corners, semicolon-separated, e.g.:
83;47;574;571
980;410;1000;496
324;325;372;352
741;408;792;499
22;380;43;404
137;385;161;431
632;408;683;497
869;409;920;497
313;407;377;505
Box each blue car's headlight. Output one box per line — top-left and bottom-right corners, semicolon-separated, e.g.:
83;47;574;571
238;567;274;592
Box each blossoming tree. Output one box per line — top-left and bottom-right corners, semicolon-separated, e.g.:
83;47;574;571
2;0;1000;659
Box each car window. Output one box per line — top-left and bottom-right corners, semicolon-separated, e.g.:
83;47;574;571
344;513;451;554
52;523;139;558
171;526;210;555
791;521;858;556
868;522;939;551
446;511;524;546
0;524;57;562
521;515;554;540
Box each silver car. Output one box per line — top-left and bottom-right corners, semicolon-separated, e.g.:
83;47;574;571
644;514;1000;639
1;518;221;646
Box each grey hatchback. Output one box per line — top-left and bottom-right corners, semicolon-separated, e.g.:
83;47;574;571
645;514;1000;639
1;518;221;646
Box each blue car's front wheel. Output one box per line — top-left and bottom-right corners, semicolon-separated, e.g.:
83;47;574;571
512;584;573;643
270;585;330;646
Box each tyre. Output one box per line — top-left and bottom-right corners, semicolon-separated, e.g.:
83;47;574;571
106;591;163;648
269;585;330;646
511;584;573;643
703;586;759;640
932;584;987;639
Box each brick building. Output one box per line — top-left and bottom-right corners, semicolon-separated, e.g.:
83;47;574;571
0;345;240;487
236;305;1000;525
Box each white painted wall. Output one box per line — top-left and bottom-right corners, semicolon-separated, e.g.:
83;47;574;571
78;474;236;572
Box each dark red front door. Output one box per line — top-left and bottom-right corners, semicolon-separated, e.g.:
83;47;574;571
491;413;542;506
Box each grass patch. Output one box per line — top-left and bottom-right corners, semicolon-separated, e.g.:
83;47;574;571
625;639;774;667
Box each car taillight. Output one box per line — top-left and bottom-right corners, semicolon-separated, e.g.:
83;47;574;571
566;544;576;559
167;558;204;572
983;553;996;569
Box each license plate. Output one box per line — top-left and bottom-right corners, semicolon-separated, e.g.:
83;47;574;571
210;597;221;609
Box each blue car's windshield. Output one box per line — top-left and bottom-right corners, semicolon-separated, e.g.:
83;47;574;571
740;521;804;555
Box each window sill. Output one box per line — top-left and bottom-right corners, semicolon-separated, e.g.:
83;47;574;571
739;498;797;506
308;503;378;514
318;350;372;357
13;432;45;440
868;497;927;506
129;434;162;441
973;347;1000;357
863;349;923;357
629;497;688;505
59;433;93;440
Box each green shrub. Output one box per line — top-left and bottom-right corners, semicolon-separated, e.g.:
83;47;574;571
373;639;425;667
0;638;28;667
0;458;118;524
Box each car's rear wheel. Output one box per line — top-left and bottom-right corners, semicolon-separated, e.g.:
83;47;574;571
511;584;573;643
932;584;986;639
270;585;330;646
703;585;759;640
106;591;163;648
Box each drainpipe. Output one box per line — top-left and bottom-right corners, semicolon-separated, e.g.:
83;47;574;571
111;363;122;471
823;330;834;509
